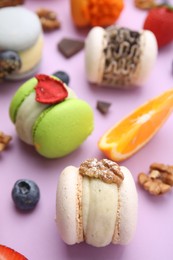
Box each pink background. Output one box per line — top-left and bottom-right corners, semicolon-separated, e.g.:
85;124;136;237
0;0;173;259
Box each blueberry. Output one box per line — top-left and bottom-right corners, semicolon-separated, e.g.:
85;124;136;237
0;51;21;79
53;71;70;85
11;179;40;211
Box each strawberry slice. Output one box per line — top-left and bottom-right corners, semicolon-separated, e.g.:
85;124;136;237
35;74;68;104
0;244;27;259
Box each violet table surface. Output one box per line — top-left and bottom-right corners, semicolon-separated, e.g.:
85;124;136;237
0;0;173;259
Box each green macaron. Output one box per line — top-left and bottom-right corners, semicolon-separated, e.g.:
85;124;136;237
9;74;94;158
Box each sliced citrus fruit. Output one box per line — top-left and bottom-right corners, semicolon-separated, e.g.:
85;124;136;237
98;89;173;162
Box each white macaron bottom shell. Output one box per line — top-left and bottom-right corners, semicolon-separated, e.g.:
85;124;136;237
82;177;118;247
56;166;79;245
85;27;106;84
114;166;138;245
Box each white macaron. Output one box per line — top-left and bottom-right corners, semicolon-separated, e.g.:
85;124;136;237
85;26;158;88
0;6;43;80
56;158;138;247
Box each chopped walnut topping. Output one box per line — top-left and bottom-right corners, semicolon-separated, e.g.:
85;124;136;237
79;158;124;186
0;132;12;152
134;0;156;9
138;162;173;195
36;8;61;32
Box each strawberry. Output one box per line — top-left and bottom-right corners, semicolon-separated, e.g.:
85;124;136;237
143;5;173;48
0;244;27;259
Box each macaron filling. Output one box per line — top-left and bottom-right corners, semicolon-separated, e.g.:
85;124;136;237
102;26;142;87
78;158;124;246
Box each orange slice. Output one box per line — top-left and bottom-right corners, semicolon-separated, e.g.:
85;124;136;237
98;89;173;162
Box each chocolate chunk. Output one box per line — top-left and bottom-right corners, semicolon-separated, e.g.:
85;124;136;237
96;101;111;114
57;38;84;58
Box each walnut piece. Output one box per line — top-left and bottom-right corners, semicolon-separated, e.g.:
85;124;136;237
0;132;12;152
79;158;124;186
138;173;171;195
134;0;156;9
36;8;60;32
0;0;24;8
138;162;173;195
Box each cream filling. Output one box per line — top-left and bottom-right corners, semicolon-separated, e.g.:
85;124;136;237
17;34;43;74
82;177;118;247
15;87;77;145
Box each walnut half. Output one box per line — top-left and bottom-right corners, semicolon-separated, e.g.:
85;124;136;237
138;162;173;195
36;8;61;32
79;158;124;186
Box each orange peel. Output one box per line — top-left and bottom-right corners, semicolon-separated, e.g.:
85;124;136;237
98;89;173;161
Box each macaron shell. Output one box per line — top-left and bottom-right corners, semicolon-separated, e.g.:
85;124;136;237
33;99;94;158
6;62;40;81
133;30;158;85
113;166;138;244
56;166;79;245
85;27;106;84
9;77;38;123
0;7;42;51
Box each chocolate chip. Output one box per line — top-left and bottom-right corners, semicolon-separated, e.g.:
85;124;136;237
96;101;111;114
57;38;84;58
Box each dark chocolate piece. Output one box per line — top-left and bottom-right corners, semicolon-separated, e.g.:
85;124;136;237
96;101;111;114
57;38;84;58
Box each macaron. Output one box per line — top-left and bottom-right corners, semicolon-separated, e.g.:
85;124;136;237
70;0;124;27
85;26;158;88
9;74;94;158
56;158;138;247
0;6;43;80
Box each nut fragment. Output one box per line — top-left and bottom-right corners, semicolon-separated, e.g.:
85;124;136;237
138;173;171;195
36;8;60;32
0;132;12;152
150;163;173;186
138;162;173;195
79;158;124;186
0;0;24;8
134;0;156;9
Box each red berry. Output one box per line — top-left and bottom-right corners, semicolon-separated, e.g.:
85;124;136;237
143;6;173;48
0;244;27;259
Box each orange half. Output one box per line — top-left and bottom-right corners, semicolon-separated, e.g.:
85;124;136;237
98;89;173;161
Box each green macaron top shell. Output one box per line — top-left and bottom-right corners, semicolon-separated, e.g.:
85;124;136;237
33;98;94;158
9;77;38;123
